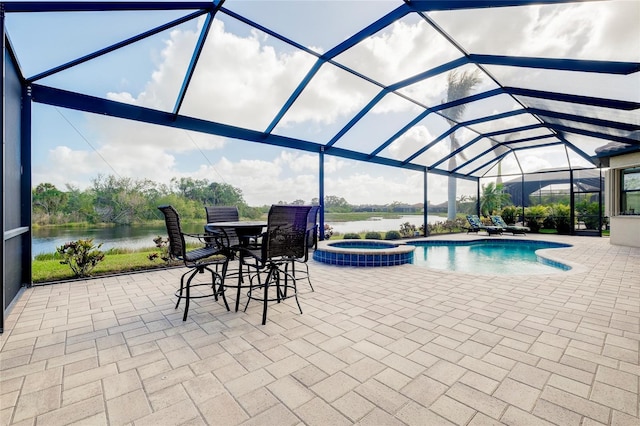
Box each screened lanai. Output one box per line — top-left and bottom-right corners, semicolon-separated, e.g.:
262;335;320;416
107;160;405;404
1;1;639;329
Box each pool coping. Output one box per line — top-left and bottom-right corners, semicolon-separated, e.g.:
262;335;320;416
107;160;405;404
315;239;416;255
313;239;416;267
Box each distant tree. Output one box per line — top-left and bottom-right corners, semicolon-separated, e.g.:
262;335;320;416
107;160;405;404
92;175;157;224
480;182;511;217
206;182;245;206
323;195;351;212
63;184;98;223
33;183;67;216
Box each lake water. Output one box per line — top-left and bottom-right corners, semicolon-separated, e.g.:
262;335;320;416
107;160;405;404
32;215;443;258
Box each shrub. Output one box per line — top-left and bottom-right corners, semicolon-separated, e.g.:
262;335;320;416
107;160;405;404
343;233;361;239
56;238;105;278
384;230;402;240
524;205;548;233
399;222;417;237
501;206;518;224
426;219;465;235
542;215;556;230
148;235;170;264
324;224;334;239
550;203;571;234
364;231;382;239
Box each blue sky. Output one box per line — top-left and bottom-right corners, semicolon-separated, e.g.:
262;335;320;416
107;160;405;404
7;0;638;206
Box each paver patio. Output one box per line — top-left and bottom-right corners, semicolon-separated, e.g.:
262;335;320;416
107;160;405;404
1;234;638;425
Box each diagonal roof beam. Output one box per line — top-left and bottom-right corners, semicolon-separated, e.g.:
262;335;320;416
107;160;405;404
469;54;640;75
529;108;640;132
549;124;640;146
406;0;603;12
173;1;225;116
3;2;215;13
506;87;640;110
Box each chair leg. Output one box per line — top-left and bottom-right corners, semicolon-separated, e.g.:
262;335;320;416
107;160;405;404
262;269;275;325
176;270;190;309
181;268;200;321
291;260;313;292
204;264;230;312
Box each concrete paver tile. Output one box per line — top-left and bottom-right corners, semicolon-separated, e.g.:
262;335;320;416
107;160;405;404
431;394;476;425
295;397;351;426
590;381;638;416
396;401;456;426
105;389;151;424
493;378;541;411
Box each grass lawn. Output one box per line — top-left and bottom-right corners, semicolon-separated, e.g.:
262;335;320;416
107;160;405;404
32;248;179;283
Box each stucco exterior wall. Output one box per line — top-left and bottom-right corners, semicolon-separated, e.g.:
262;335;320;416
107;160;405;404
606;152;640;248
610;216;640;247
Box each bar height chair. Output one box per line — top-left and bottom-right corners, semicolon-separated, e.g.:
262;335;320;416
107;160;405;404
158;205;230;321
238;205;312;325
289;205;319;291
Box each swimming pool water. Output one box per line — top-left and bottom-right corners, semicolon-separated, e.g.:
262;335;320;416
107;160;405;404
408;240;571;274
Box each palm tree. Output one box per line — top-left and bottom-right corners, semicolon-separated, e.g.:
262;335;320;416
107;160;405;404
480;182;511;217
443;70;481;220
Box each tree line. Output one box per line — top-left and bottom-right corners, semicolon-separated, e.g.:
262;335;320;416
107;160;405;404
32;175;259;225
34;174;500;227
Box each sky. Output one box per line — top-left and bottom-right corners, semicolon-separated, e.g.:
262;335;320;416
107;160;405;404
8;0;638;206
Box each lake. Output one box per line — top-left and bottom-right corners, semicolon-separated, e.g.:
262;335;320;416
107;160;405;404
32;215;444;258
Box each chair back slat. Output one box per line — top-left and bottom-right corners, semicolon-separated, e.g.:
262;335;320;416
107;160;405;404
158;205;186;259
264;205;312;260
205;206;240;246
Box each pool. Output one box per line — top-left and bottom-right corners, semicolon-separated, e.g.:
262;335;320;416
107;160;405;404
313;240;416;267
408;239;572;274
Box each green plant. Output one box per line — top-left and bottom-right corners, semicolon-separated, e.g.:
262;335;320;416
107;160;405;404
399;222;416;237
148;235;170;263
56;238;105;278
384;230;402;240
480;182;511;217
343;233;361;239
364;231;382;239
324;224;334;239
500;206;518;224
549;203;571;234
524;205;549;233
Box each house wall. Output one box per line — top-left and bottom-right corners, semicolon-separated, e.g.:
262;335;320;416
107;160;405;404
606;152;640;248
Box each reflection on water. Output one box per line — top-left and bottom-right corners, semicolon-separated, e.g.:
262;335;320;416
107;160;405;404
32;215;442;258
32;223;203;258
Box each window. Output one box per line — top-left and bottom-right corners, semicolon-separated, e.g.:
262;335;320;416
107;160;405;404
621;167;640;215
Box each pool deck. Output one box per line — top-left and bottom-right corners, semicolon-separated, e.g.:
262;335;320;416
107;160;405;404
1;234;638;425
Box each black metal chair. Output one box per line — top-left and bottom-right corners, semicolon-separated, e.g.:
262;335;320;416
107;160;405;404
158;205;230;321
290;205;319;291
205;206;240;247
238;205;312;325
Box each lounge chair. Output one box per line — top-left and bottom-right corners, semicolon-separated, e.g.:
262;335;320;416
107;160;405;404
490;215;529;235
466;214;502;235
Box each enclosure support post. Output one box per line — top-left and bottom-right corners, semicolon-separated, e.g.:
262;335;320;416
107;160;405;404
569;169;575;236
319;148;325;241
476;179;481;217
423;169;428;236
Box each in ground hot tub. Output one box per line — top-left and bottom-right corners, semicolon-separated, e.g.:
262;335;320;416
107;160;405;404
313;239;415;267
